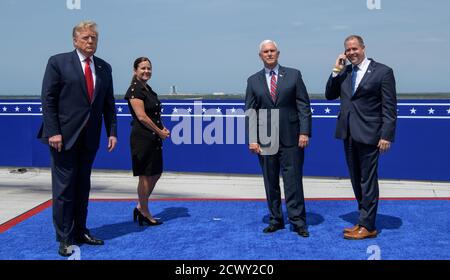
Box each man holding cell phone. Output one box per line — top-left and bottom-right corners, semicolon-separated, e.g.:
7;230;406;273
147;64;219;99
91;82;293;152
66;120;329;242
325;35;397;240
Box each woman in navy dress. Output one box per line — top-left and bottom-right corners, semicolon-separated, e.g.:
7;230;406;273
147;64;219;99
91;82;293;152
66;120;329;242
124;57;170;226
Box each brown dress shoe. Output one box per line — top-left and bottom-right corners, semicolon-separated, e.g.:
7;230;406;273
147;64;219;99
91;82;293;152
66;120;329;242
343;224;360;234
344;226;377;240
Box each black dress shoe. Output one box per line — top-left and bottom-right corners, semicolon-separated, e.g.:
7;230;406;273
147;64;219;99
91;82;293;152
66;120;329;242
263;224;285;233
295;227;310;238
75;233;104;245
138;213;163;226
58;241;74;257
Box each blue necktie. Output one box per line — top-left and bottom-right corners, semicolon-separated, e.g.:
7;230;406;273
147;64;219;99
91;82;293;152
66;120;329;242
351;65;359;95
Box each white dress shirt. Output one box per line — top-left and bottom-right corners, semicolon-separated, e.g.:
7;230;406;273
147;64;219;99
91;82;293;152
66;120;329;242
352;57;371;91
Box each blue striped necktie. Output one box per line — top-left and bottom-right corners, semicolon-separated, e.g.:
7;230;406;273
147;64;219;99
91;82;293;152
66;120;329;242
351;65;359;95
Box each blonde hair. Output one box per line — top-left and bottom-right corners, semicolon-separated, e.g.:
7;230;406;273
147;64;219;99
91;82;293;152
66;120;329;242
72;20;98;38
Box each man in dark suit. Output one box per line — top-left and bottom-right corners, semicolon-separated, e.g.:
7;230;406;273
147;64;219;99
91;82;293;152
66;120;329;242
325;35;397;239
245;40;312;237
38;21;117;256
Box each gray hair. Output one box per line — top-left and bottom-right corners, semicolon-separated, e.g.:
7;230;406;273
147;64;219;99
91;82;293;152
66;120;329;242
72;20;98;38
259;39;279;52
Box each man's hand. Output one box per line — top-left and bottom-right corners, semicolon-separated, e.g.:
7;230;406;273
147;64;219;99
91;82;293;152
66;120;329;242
249;143;261;154
108;136;117;152
334;53;347;71
49;134;63;152
298;135;309;148
378;139;391;153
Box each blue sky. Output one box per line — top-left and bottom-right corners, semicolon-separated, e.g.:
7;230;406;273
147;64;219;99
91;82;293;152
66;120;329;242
1;0;449;95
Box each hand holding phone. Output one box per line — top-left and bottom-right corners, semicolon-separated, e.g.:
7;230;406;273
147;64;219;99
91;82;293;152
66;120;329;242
334;53;347;72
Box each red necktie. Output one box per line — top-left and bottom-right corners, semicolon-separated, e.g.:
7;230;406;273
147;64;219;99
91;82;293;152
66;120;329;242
84;57;94;103
270;70;277;102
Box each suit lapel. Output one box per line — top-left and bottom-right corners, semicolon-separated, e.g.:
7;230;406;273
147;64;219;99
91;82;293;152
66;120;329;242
92;56;103;104
342;65;353;98
71;50;90;103
274;66;287;105
258;69;274;105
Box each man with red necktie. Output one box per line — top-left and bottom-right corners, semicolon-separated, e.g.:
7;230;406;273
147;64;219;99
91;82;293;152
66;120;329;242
245;40;312;237
38;20;117;256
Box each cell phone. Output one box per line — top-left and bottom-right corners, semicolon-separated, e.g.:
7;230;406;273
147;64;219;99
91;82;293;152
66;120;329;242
339;58;346;66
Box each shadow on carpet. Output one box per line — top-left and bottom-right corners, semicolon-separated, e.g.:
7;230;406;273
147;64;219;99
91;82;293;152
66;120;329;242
0;200;448;260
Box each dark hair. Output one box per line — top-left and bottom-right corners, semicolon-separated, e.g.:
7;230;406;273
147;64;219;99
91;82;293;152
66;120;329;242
133;57;151;70
131;57;151;83
344;35;365;47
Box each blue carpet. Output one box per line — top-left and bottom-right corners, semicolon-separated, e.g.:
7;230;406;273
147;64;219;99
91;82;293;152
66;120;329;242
0;200;448;260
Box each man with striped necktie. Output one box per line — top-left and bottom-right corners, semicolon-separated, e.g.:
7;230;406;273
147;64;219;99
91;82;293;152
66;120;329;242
245;40;312;237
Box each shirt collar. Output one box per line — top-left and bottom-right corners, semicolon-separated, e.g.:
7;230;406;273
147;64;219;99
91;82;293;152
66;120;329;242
76;49;93;63
264;64;279;75
354;57;370;71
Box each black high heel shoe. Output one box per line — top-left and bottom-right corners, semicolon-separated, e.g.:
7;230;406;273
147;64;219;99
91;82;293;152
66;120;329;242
133;208;139;222
137;212;163;226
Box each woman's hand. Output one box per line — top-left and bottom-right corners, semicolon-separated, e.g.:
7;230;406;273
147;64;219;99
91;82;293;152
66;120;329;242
158;127;170;139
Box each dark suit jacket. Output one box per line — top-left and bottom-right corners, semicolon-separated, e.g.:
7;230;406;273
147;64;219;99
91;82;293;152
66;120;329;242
325;59;397;145
38;50;117;151
245;66;311;148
